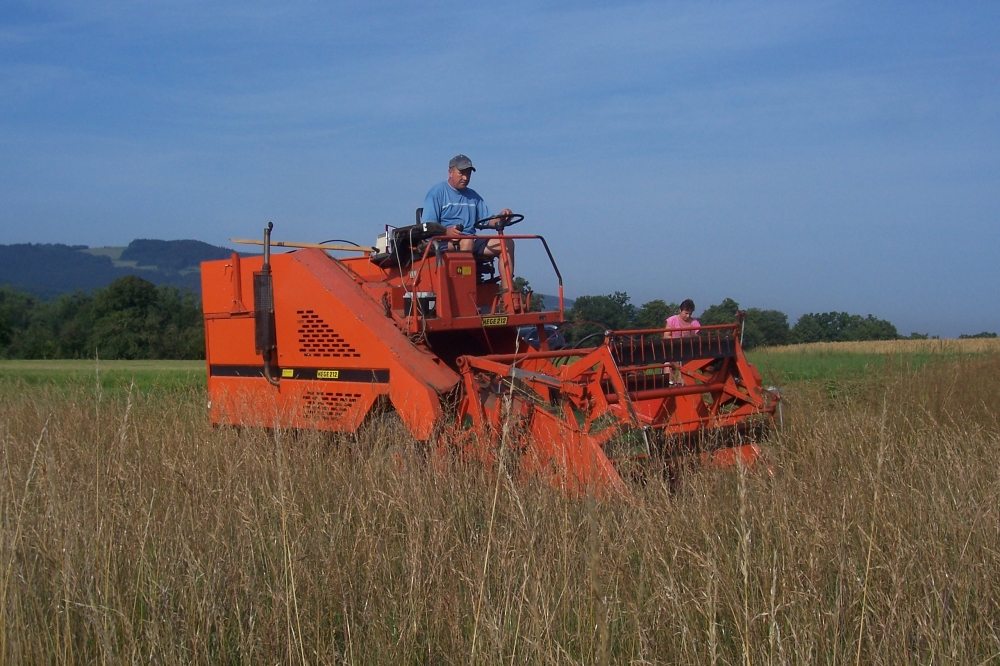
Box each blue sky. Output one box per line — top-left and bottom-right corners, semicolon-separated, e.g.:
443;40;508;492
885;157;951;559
2;1;998;336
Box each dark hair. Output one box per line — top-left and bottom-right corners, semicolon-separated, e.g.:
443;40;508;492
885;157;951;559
680;299;695;312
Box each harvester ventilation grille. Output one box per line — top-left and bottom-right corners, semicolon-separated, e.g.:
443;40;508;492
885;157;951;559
296;310;361;358
301;391;362;421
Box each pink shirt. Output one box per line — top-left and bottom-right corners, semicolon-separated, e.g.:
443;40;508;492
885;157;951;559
665;314;700;337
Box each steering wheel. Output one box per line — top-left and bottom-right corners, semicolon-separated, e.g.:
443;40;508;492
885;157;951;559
474;212;525;231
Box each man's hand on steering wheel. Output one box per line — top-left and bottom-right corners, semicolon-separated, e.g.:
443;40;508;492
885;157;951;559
474;210;525;231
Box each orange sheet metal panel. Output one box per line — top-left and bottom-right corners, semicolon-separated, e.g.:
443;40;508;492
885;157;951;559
201;250;460;439
206;375;380;432
437;252;479;319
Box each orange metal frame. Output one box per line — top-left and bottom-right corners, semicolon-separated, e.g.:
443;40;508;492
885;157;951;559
202;225;778;495
202;229;563;439
447;323;777;495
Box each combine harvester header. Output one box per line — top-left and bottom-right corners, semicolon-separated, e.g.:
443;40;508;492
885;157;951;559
202;215;779;495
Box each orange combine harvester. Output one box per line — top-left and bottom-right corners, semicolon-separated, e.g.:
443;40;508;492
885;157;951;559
201;215;779;495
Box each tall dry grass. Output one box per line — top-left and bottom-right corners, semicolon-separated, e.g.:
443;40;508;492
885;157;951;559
1;356;998;663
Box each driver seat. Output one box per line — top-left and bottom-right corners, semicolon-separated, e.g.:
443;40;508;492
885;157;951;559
417;207;499;284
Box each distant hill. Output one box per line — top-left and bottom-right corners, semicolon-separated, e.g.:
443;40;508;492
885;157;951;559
0;239;240;299
120;239;235;273
535;294;574;311
0;240;580;308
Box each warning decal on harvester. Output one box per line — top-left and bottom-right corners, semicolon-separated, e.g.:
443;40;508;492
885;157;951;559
481;316;508;327
456;265;472;276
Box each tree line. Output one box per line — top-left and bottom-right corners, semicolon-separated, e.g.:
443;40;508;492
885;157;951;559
2;277;995;360
0;276;203;360
563;292;928;349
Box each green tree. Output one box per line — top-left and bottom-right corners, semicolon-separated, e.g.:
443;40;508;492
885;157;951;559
682;298;791;349
89;276;205;360
698;298;741;325
742;308;791;349
852;315;900;341
791;312;899;343
0;279;204;360
89;276;161;359
513;276;545;312
635;299;677;330
153;286;205;358
958;331;998;339
0;288;97;359
95;274;159;313
566;291;636;345
0;287;35;354
50;291;97;357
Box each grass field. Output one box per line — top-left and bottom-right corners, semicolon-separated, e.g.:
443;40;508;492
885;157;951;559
1;342;998;663
2;338;994;391
0;359;205;392
749;338;1000;383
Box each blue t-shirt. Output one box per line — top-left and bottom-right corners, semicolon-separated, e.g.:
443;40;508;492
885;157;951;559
421;181;491;235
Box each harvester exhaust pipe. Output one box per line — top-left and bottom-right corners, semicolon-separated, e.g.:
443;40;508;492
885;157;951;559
254;221;280;387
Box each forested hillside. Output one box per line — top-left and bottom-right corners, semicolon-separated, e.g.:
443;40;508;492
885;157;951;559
0;239;240;298
119;239;234;272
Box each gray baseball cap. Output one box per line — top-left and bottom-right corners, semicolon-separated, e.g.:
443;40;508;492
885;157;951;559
449;154;476;171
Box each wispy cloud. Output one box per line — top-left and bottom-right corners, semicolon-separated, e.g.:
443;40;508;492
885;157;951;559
1;0;998;336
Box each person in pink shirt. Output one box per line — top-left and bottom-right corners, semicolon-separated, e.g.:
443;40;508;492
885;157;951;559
664;299;700;338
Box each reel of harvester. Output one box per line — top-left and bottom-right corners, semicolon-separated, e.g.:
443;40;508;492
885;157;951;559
205;217;778;498
447;322;780;497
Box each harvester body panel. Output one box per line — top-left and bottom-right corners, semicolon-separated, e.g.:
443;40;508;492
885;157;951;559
203;249;466;438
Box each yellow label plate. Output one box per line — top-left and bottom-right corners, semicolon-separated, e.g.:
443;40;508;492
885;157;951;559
317;369;340;379
481;316;508;327
281;368;294;378
457;265;472;276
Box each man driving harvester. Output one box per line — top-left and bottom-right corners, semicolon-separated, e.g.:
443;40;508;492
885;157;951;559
421;154;516;290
